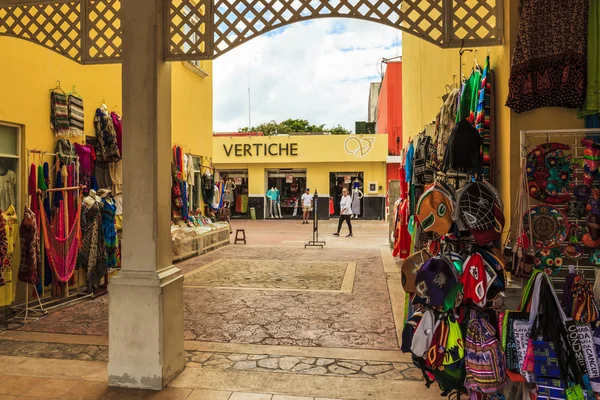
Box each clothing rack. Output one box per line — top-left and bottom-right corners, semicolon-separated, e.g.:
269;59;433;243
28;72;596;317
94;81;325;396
11;150;93;322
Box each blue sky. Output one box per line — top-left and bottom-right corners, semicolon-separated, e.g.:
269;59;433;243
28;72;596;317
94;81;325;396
213;18;402;132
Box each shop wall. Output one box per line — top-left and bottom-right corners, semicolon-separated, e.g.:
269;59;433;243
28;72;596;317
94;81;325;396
376;61;403;155
0;36;214;302
171;61;213;157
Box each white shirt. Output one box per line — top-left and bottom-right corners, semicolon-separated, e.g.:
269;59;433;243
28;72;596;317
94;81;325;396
340;195;352;215
301;193;313;207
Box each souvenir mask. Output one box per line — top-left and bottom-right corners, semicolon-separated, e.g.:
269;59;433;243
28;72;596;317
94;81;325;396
534;249;563;275
582;138;600;186
574;184;592;202
566;200;586;219
526;143;574;204
583;213;600;248
416;185;454;235
523;206;569;249
591;250;600;266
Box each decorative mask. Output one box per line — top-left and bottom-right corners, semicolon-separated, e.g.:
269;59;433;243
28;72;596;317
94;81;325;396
526;143;574;204
534;248;563;275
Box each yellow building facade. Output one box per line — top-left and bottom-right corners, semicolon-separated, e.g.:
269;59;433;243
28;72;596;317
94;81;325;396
401;0;585;232
212;135;388;220
0;36;213;304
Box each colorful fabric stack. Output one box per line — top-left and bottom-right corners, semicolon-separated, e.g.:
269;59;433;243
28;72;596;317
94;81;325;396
50;91;69;137
68;95;84;136
476;56;492;181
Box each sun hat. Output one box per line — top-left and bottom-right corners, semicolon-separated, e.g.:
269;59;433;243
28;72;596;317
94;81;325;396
413;257;458;308
96;188;112;199
402;250;431;294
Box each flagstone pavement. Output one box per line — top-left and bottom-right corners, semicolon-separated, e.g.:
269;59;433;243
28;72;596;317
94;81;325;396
0;220;443;399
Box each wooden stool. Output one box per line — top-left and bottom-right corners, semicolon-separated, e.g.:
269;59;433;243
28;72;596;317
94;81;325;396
234;229;246;244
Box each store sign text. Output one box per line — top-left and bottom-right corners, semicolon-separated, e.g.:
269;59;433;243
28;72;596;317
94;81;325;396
223;143;299;157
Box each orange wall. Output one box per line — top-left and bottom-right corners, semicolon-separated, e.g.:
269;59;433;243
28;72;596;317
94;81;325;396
376;61;403;155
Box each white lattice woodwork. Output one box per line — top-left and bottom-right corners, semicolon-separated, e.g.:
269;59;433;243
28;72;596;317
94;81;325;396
167;0;211;60
450;0;501;46
0;1;82;62
0;0;503;63
85;0;122;61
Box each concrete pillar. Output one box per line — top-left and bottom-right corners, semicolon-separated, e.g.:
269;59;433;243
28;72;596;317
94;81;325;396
108;0;185;390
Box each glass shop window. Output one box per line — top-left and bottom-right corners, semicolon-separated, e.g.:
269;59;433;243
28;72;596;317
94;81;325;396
0;124;20;213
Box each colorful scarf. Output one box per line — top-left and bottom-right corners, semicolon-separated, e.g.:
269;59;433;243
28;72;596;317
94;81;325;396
68;95;84;136
476;56;492;181
18;205;40;285
50;91;69;137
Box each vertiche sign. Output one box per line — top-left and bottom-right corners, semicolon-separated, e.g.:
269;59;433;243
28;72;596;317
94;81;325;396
223;143;299;157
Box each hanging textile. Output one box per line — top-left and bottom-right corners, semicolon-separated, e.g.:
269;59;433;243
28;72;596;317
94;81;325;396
172;147;183;219
18;205;41;285
433;88;460;167
67;95;84;136
202;170;214;205
456;68;482;123
55;138;75;166
0;207;17;306
39;164;52;287
77;199;106;288
476;56;492;180
584;0;600;116
74;143;94;192
94;108;121;164
38;197;81;283
99;194;117;269
506;0;588;113
0;168;16;213
50;91;69;137
110;112;123;156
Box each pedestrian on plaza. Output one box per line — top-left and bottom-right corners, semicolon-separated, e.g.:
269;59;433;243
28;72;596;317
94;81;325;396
333;188;353;237
301;188;313;224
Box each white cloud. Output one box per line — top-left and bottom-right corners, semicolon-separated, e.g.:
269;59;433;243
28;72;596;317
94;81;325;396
213;19;402;133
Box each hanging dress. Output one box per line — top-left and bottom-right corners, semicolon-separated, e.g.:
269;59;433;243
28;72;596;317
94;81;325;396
506;0;588;113
78;201;107;288
101;199;118;269
351;190;361;215
18;205;40;285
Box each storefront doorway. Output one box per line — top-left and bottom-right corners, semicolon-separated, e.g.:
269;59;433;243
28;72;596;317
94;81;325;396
217;170;249;218
266;169;306;219
329;172;363;217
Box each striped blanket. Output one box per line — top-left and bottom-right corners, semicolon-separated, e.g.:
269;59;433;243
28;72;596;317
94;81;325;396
68;95;84;136
50;91;69;137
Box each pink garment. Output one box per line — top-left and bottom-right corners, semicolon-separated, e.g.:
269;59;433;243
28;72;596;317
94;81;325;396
111;112;122;156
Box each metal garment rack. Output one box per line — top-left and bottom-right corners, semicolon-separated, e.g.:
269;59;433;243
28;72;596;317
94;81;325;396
305;191;326;249
11;149;93;322
520;128;600;294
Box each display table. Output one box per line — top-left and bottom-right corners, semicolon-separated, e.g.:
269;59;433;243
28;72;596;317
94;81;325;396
171;222;230;262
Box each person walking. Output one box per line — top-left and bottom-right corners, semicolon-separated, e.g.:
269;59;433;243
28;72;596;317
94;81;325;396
301;188;314;224
333;188;353;237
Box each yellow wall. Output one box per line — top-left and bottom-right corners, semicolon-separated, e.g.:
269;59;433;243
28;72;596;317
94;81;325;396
0;36;213;301
401;0;584;236
172;61;213;157
213;135;388;197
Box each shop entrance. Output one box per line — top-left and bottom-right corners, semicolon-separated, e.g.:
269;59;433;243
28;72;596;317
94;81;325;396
329;172;363;217
217;170;249;218
266;169;306;219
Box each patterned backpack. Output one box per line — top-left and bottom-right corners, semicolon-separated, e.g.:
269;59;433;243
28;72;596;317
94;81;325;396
464;315;507;394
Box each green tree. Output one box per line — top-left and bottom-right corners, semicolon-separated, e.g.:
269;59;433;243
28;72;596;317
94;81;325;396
237;119;351;135
327;124;352;135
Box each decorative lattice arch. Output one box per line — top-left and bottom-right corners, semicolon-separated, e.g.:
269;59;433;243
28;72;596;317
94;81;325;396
0;0;503;63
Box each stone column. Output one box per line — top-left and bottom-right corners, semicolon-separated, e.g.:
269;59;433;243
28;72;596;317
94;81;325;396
108;0;185;390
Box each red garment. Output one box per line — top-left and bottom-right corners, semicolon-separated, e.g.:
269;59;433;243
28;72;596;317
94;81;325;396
329;198;334;215
28;164;38;216
111;112;123;156
392;199;411;259
399;165;408;200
